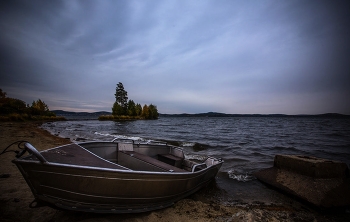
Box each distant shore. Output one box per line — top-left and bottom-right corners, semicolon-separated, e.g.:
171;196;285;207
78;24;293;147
52;110;350;120
1;122;349;221
159;112;350;118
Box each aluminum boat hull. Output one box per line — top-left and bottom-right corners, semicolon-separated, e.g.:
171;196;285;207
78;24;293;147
12;141;223;213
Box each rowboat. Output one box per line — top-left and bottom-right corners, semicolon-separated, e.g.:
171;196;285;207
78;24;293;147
12;140;223;213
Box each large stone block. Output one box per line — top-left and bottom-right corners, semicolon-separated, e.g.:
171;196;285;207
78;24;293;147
274;155;349;178
254;155;350;208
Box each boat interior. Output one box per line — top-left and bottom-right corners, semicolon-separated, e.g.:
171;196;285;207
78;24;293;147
23;142;215;173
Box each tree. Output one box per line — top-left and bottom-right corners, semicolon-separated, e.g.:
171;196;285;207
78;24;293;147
127;100;136;116
30;99;53;116
141;104;159;119
0;89;7;99
114;82;128;115
0;89;27;114
0;98;27;114
148;104;159;119
112;102;124;116
141;104;149;119
31;99;49;112
135;103;142;116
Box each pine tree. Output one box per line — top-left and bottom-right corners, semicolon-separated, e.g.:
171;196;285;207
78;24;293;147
114;82;128;115
135;103;142;116
127;100;136;116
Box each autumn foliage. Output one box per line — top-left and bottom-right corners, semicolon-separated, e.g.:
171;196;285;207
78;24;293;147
0;89;64;121
110;82;159;120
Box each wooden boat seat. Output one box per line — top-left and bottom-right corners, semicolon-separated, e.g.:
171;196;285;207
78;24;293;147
122;151;186;172
158;154;183;168
28;144;130;170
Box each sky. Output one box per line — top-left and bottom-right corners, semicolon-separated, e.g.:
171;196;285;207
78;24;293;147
1;0;350;115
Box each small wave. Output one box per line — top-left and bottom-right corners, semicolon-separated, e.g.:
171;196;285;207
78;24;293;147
184;154;209;162
181;142;196;147
94;132;145;142
94;132;113;137
228;170;254;182
129;136;145;141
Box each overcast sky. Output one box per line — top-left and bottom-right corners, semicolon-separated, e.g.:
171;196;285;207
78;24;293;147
1;0;349;114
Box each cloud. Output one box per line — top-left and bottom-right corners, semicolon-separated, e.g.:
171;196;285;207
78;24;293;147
0;0;349;114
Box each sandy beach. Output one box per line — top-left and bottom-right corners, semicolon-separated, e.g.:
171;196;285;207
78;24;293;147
0;122;349;221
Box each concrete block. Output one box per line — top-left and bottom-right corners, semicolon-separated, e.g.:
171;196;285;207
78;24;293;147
254;155;350;208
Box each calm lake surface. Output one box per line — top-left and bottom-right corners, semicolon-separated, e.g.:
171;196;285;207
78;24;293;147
42;116;350;183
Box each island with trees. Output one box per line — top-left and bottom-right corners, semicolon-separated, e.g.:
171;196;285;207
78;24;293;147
0;89;65;121
99;82;159;120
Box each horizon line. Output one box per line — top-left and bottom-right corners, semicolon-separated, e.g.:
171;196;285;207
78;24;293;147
52;110;349;116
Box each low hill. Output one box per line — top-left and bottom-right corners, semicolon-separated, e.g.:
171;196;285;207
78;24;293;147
52;110;112;120
159;112;349;118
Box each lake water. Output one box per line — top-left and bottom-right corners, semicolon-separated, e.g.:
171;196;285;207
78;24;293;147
41;116;350;183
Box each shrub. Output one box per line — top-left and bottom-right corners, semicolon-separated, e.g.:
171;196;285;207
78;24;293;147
98;115;115;120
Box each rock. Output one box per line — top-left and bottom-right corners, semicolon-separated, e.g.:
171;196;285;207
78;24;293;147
254;155;350;208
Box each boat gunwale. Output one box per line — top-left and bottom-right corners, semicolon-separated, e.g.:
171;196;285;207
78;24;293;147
12;141;223;176
12;158;223;176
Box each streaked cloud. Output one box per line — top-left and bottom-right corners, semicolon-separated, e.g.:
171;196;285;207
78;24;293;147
1;0;349;114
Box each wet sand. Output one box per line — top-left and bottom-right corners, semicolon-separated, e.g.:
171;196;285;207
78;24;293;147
0;122;349;221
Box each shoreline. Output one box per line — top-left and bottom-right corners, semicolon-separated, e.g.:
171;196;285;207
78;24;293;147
0;122;349;221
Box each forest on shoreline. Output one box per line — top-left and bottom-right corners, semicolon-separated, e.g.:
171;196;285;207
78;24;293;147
0;89;65;121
